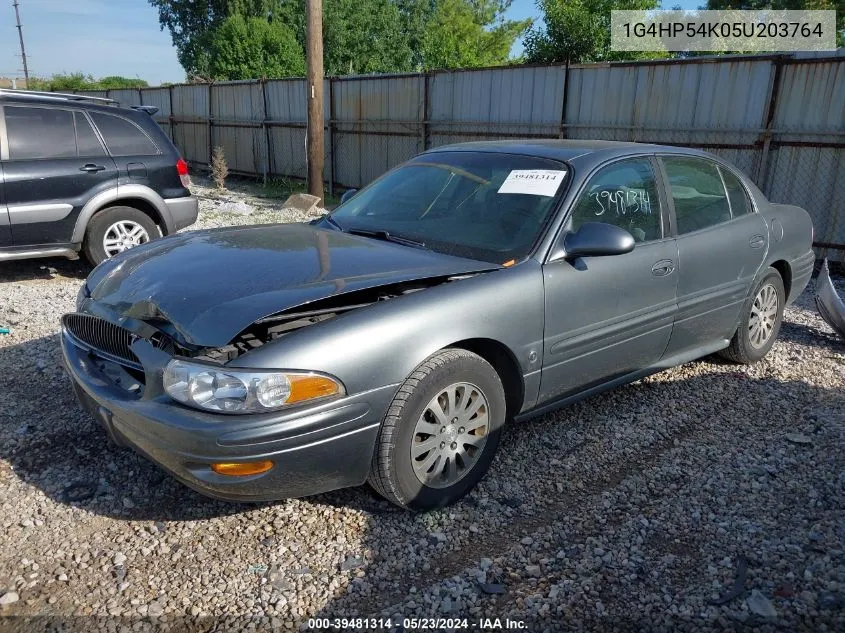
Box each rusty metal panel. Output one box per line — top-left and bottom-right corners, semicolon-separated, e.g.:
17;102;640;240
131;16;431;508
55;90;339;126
141;88;173;140
209;82;266;174
332;75;423;187
171;122;209;165
212;81;265;121
269;127;307;178
76;90;109;99
763;145;844;262
565;59;772;145
168;85;210;164
264;80;327;180
212;124;263;174
170;84;209;118
107;89;141;106
772;60;845;138
141;87;172;116
264;79;308;121
429;66;565;144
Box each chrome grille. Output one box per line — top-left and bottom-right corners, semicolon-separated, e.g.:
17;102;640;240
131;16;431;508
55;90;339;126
62;313;141;369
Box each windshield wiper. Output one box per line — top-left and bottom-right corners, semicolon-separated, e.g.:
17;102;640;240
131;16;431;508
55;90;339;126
319;213;344;231
347;228;428;250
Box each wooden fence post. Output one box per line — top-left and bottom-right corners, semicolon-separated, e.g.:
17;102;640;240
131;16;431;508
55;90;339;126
421;73;430;151
261;78;270;184
328;77;335;198
756;55;786;188
207;82;214;168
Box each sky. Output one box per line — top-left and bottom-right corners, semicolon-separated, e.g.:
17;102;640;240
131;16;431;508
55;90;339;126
0;0;704;86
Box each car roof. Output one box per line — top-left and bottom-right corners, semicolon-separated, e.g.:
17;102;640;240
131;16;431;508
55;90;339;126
0;90;141;117
424;139;714;166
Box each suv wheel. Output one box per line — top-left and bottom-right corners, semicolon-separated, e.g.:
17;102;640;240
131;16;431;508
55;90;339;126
83;206;158;265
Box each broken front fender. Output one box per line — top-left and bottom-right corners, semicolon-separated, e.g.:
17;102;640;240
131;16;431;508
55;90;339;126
815;259;845;339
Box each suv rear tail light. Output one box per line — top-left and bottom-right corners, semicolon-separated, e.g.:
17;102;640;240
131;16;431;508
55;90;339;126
176;158;190;188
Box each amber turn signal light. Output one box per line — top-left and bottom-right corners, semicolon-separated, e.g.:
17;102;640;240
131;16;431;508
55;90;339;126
287;375;342;404
211;460;274;477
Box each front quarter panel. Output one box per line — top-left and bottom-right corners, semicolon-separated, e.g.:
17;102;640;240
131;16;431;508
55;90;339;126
227;262;546;413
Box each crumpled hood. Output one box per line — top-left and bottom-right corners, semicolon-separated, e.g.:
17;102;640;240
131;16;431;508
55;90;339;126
84;223;496;347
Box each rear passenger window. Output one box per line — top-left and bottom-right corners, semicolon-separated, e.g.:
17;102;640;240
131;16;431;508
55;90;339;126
662;157;731;234
90;112;158;156
5;106;76;160
719;167;752;216
74;112;106;157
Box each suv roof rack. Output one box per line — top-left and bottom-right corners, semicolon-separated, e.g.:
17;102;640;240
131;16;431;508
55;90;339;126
0;88;117;104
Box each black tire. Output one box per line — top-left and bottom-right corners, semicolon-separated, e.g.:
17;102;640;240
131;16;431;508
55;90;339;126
719;267;785;364
368;349;506;511
83;206;159;266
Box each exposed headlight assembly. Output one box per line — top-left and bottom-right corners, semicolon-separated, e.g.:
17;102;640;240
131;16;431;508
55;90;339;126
162;360;344;414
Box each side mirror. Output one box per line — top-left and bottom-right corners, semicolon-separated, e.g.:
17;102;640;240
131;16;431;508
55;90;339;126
340;188;358;204
559;222;635;260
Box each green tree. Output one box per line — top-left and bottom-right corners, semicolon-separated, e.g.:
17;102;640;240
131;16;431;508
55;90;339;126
96;76;150;89
421;0;531;69
150;0;535;78
148;0;290;79
396;0;437;69
208;14;305;79
525;0;662;64
323;0;413;74
46;72;97;91
705;0;844;47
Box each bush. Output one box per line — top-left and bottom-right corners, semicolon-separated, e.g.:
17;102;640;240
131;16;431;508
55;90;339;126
211;146;228;190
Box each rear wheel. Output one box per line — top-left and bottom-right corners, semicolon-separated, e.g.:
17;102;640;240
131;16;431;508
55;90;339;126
368;349;506;511
83;206;158;265
719;267;785;364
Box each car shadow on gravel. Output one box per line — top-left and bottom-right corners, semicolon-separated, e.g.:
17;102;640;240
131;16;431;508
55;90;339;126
2;328;845;626
0;257;92;283
779;320;845;350
1;329;843;529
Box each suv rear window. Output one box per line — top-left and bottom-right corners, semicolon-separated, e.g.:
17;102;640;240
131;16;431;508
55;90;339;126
90;112;159;156
6;106;77;160
75;112;106;157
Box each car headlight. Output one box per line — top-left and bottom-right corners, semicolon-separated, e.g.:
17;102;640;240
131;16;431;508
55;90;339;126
162;359;344;414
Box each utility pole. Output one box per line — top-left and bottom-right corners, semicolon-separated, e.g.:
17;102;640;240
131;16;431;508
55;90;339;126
306;0;324;203
13;0;30;85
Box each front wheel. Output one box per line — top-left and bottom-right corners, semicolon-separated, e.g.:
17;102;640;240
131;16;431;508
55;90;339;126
368;349;506;511
719;267;785;364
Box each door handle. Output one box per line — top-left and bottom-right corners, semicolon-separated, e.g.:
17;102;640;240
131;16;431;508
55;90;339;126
749;234;766;249
80;164;106;173
651;259;675;277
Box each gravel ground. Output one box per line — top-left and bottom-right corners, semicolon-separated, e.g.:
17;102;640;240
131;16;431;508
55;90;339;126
0;187;843;631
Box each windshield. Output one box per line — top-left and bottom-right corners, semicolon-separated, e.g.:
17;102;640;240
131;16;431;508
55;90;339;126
328;151;569;264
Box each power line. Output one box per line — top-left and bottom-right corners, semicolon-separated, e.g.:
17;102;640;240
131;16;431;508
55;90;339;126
12;0;29;83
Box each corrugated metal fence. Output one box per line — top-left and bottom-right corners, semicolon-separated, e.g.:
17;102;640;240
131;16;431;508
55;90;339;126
79;52;845;259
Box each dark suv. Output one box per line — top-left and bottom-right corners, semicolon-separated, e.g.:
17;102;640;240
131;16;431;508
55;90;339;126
0;89;198;265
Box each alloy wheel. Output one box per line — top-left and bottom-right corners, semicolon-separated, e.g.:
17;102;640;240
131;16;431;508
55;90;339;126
411;382;490;489
748;283;779;349
103;220;150;257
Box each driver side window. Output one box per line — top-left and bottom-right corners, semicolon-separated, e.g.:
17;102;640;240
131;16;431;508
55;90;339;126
569;159;662;243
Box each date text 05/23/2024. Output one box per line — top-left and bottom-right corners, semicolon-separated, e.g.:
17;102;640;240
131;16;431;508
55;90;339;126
306;617;528;630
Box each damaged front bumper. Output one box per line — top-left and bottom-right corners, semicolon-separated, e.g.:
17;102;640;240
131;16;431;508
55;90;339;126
815;259;845;339
61;329;396;502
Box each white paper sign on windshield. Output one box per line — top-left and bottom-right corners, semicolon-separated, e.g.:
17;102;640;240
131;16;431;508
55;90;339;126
498;170;567;197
